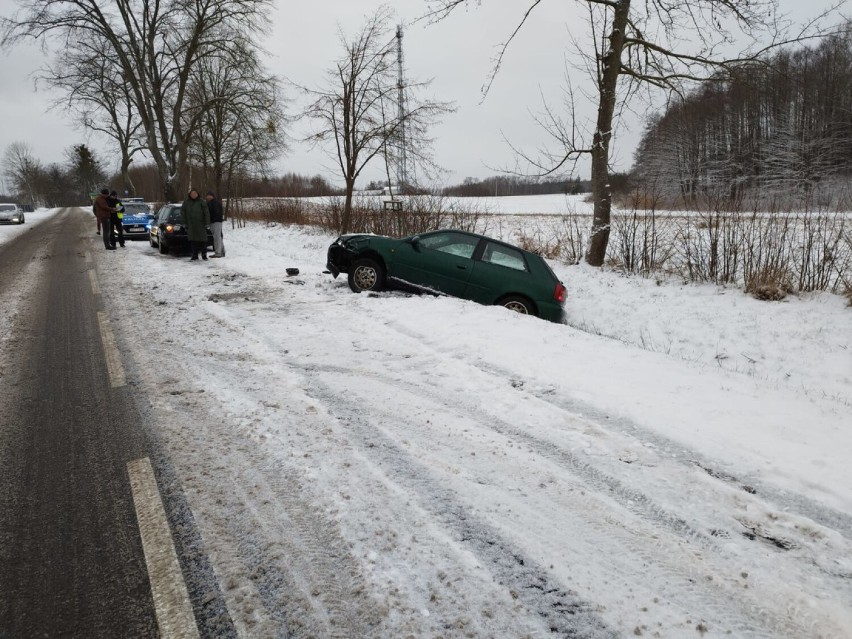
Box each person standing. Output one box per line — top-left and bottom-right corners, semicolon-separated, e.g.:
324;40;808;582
205;191;225;258
181;189;211;261
107;190;125;247
93;188;117;250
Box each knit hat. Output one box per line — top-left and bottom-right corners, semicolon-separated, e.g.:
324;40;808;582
100;188;109;195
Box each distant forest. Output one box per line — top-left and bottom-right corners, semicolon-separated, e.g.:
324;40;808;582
440;175;596;197
632;24;852;203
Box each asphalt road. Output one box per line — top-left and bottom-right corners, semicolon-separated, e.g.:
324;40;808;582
0;210;158;637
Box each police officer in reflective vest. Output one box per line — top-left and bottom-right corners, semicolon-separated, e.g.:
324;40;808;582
107;190;125;248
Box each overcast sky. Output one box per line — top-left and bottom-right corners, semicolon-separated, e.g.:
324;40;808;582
0;0;844;188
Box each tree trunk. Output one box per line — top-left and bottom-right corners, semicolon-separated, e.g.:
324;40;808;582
162;170;181;203
121;156;136;197
586;0;630;267
341;178;355;234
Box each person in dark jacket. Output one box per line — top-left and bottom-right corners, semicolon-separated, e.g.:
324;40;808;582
205;191;225;257
93;188;117;250
107;190;125;247
181;189;211;260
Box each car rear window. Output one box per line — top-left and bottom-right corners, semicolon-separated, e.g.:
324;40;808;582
481;242;528;271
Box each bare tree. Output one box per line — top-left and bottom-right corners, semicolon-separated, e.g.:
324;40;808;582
2;142;42;207
426;0;835;265
302;8;453;234
187;39;286;209
2;0;273;202
42;40;144;196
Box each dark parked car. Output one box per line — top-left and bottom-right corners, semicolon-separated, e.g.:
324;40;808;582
0;203;24;224
327;230;566;322
149;204;213;254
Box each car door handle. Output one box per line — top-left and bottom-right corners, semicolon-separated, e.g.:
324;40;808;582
456;264;467;270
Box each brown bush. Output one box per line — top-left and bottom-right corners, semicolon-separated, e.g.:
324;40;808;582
746;277;794;301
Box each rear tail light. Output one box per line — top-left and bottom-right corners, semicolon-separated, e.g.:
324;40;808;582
553;282;567;303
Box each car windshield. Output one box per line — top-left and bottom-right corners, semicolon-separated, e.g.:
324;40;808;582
123;204;150;215
0;204;16;212
165;208;183;222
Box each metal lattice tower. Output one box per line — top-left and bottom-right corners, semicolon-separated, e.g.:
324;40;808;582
395;24;408;191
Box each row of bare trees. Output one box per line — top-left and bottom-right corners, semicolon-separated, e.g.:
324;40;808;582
634;25;852;206
2;142;105;208
1;0;284;202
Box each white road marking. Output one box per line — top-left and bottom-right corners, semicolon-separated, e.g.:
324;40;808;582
96;311;126;388
128;457;201;639
85;251;92;264
88;269;100;295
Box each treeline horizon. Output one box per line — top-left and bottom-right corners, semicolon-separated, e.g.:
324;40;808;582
632;22;852;205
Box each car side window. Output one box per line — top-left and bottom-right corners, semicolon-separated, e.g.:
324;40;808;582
481;242;528;271
418;232;479;259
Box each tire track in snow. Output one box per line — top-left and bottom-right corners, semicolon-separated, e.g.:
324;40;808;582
290;362;844;639
103;298;385;637
385;319;852;541
149;382;386;639
300;375;618;639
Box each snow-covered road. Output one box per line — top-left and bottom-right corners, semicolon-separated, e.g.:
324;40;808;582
88;211;851;637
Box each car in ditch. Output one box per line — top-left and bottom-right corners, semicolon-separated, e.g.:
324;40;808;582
149;203;213;255
118;201;155;240
326;229;566;322
0;203;25;224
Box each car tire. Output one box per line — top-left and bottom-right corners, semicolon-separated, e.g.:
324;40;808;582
158;238;168;255
498;295;536;316
348;258;385;293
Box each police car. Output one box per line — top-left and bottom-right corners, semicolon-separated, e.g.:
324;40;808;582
118;198;155;240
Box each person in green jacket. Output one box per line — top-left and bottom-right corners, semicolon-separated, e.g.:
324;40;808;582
181;189;211;261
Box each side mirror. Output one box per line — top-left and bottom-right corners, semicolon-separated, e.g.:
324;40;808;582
408;235;421;250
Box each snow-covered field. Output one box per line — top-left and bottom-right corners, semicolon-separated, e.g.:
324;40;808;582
81;208;852;637
316;193;596;216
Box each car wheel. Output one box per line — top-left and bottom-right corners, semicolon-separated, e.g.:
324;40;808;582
498;295;536;316
158;238;168;255
348;258;385;293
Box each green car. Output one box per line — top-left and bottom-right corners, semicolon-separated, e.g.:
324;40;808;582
326;229;566;322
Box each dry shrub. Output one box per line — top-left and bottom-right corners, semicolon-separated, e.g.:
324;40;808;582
746;273;794;301
515;229;562;259
308;194;486;237
515;216;587;263
230;197;312;226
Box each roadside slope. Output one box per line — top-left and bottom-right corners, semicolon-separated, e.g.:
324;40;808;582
97;223;852;638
